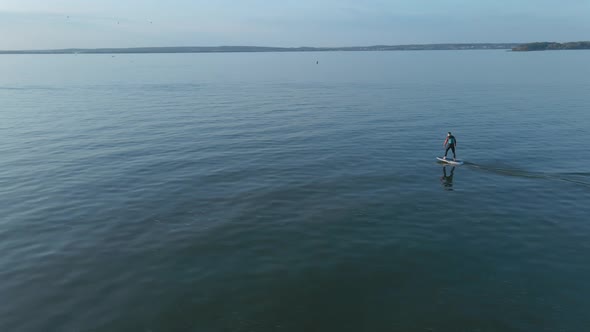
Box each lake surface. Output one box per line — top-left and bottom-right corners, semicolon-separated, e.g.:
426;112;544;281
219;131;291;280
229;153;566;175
1;50;590;332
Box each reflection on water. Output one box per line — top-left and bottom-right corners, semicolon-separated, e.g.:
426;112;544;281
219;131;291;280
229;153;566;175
440;166;455;191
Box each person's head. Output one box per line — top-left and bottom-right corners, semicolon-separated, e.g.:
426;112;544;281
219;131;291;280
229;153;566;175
447;131;452;136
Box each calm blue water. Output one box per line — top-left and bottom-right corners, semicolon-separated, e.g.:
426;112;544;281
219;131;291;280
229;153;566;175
1;51;590;332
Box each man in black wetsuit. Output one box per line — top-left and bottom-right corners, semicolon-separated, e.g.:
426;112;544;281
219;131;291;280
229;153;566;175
443;132;457;161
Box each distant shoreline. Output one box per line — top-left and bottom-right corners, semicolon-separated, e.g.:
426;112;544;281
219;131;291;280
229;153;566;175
0;43;520;55
3;42;588;54
511;41;590;51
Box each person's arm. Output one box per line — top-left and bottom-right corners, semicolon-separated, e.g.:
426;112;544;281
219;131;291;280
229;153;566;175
443;137;449;147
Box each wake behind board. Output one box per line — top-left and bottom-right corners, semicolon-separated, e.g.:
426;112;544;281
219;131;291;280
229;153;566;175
437;157;464;165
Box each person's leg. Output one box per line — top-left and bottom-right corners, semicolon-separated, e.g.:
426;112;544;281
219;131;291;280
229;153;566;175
444;145;451;157
451;145;456;159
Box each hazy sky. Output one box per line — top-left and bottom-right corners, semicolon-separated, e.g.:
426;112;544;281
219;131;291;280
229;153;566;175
1;0;588;49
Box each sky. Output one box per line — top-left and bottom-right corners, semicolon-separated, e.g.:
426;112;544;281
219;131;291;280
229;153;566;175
0;0;588;50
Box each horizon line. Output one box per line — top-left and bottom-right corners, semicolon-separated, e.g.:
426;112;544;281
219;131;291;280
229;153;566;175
0;42;527;53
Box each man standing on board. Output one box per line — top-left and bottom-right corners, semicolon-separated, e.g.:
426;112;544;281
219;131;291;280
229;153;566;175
443;132;457;161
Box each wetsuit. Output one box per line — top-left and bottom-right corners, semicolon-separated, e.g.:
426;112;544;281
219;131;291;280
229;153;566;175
444;135;456;159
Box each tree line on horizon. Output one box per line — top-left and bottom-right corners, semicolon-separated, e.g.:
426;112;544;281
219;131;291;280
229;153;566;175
1;42;588;54
512;41;590;51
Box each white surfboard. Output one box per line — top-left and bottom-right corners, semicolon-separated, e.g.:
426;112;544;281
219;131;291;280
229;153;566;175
437;157;464;165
